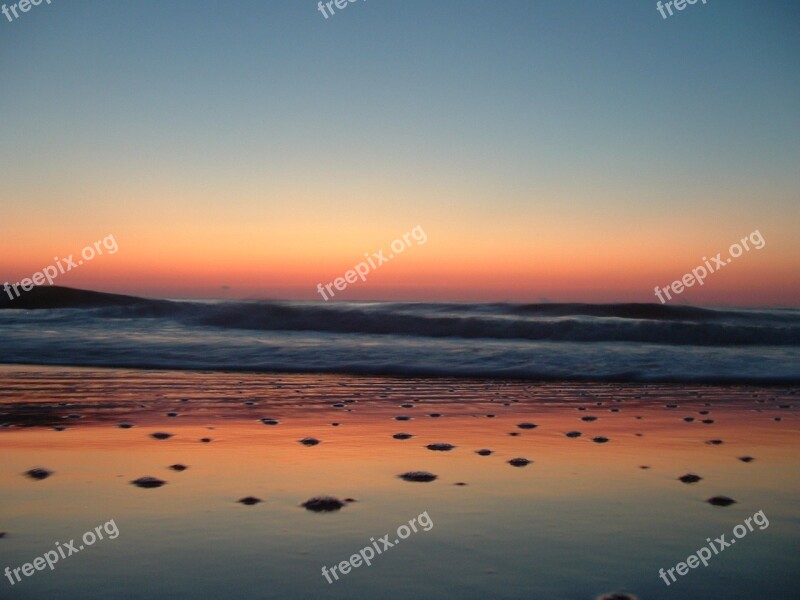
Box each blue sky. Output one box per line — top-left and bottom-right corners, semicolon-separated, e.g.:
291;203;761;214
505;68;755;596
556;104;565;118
1;1;798;304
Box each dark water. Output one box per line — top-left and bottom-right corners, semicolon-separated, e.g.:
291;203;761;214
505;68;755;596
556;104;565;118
1;291;798;382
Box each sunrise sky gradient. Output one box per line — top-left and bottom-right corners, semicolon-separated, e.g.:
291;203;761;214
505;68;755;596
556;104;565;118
1;0;798;305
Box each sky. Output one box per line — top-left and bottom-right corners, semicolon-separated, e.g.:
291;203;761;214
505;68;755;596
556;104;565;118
1;0;798;305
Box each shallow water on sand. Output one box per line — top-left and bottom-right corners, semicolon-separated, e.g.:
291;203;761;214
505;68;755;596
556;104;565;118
1;367;798;599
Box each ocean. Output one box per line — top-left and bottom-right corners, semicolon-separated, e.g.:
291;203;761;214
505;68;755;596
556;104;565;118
1;293;798;383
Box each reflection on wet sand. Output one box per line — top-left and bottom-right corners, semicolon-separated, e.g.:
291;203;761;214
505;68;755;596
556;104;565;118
1;366;798;600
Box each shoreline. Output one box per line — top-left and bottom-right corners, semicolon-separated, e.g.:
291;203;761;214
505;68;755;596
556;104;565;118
2;364;797;599
1;363;799;387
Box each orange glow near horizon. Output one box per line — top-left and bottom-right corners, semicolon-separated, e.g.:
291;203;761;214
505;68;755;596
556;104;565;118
1;196;798;305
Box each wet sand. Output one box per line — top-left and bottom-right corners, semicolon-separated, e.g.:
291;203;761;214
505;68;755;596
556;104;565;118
1;366;798;599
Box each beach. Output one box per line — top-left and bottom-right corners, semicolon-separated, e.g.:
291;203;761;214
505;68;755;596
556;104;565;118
1;365;798;599
3;1;799;598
